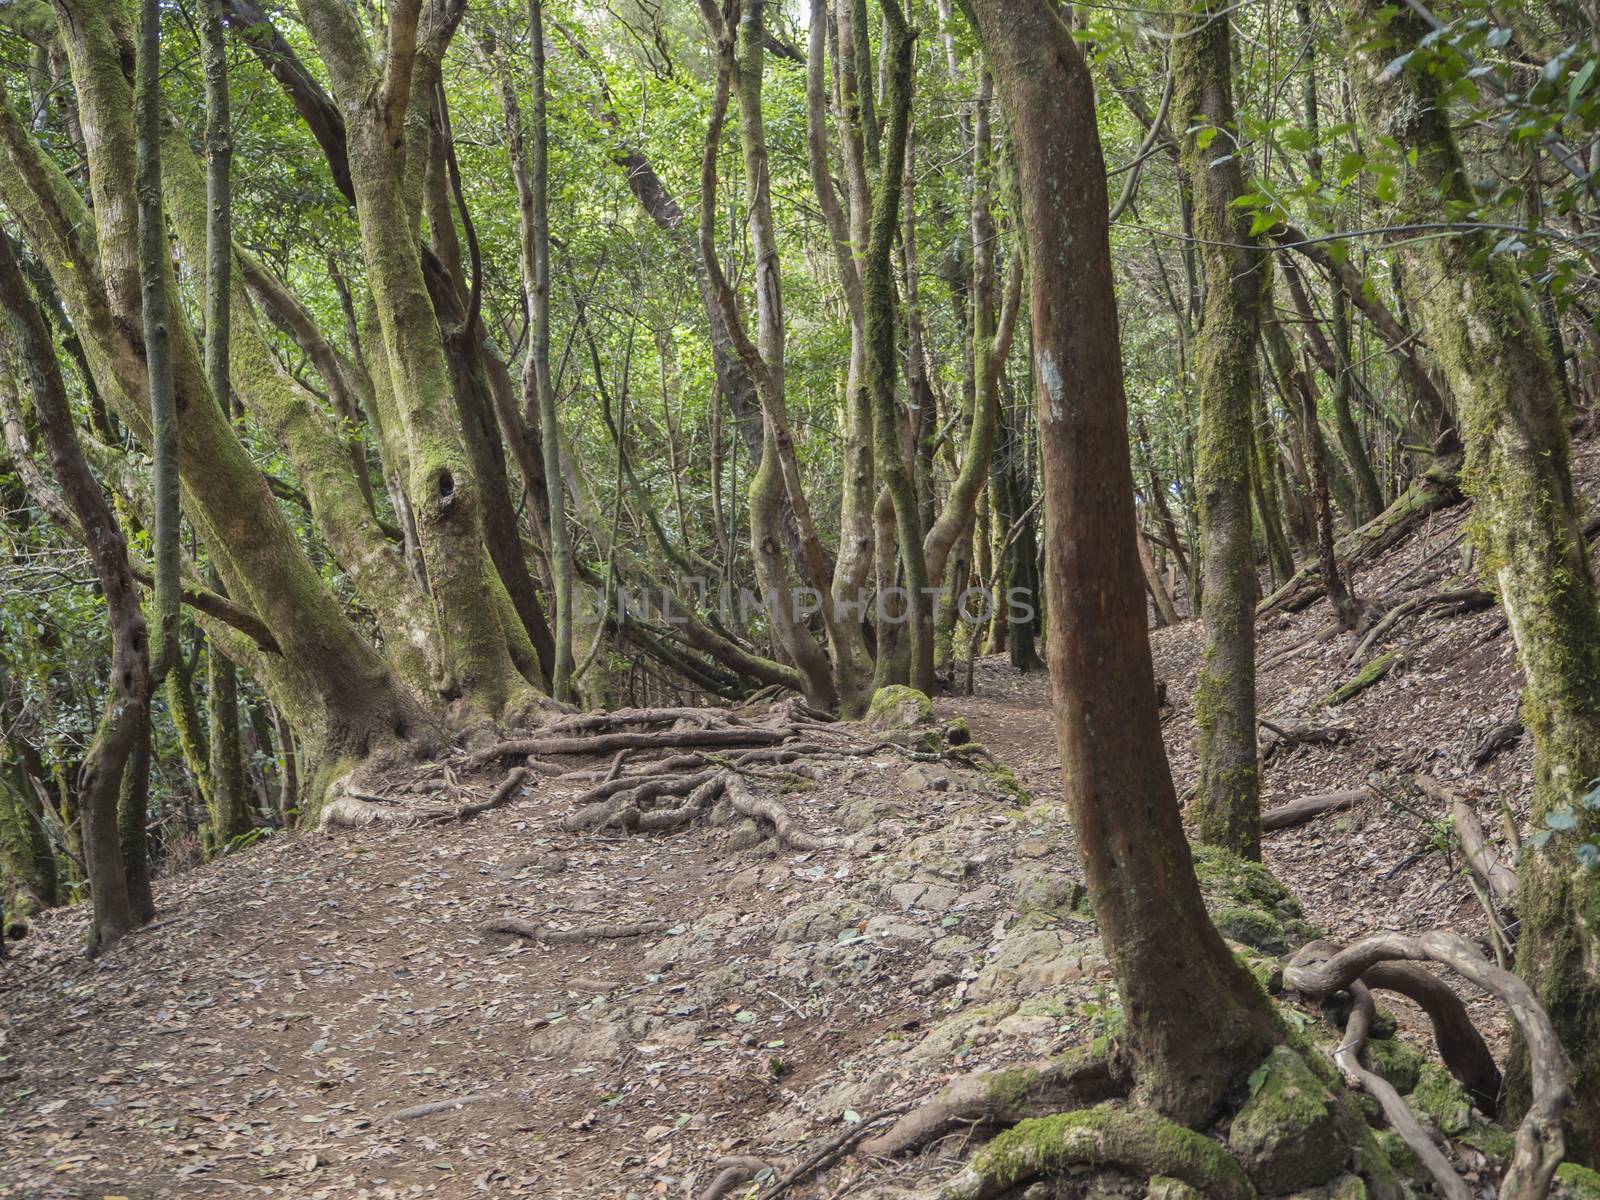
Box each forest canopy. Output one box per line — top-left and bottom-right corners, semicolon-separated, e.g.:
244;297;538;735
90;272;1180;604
4;0;1600;1194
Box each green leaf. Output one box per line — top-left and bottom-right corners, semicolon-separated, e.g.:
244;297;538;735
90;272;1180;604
1546;808;1579;831
1381;51;1414;79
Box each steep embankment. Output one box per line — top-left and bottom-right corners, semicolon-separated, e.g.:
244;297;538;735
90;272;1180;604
4;446;1594;1199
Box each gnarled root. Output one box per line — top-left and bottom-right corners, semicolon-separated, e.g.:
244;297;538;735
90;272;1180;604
862;1051;1128;1158
722;773;837;851
1285;931;1571;1200
1335;980;1470;1200
935;1104;1254;1200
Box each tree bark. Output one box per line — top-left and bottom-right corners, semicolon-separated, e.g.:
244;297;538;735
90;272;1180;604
966;0;1283;1125
1174;0;1264;860
1340;0;1600;1160
0;231;140;953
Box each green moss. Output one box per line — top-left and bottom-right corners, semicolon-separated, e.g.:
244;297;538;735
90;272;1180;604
1228;1046;1348;1193
1192;843;1300;914
864;684;934;728
975;1105;1253;1200
1324;650;1398;706
985;1065;1042;1111
1557;1162;1600;1199
945;742;1033;803
1360;1037;1423;1095
1211;905;1286;952
1408;1061;1473;1134
1372;1129;1424;1184
1458;1121;1515;1162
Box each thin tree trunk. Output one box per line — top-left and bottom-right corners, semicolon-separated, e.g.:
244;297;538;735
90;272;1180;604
1175;0;1264;860
524;0;574;700
0;231;140;953
863;0;930;696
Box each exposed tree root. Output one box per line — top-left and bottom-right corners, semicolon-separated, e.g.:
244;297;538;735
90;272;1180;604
1262;787;1373;832
481;917;669;944
861;1051;1128;1158
1335;980;1471;1200
722;773;838;851
1415;775;1517;906
1360;961;1504;1116
468;725;787;766
427;767;530;824
541;707;732;736
1292;938;1502;1115
697;1156;772;1200
1286;931;1570;1200
934;1103;1254;1200
757;1103;913;1199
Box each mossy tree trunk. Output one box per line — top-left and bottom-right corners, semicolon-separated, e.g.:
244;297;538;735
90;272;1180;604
294;0;539;720
696;0;838;709
806;0;875;714
1;6;435;789
966;0;1283;1125
1340;0;1600;1160
0;230;139;953
1174;0;1264;860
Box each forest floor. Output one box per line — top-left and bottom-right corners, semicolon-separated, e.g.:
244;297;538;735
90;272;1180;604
0;450;1572;1200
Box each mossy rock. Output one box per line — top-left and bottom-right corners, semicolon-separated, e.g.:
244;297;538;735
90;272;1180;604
946;742;1033;803
1228;1047;1353;1193
1360;1036;1424;1095
864;685;935;730
1211;905;1289;953
1458;1121;1515;1163
1407;1061;1473;1135
1557;1163;1600;1199
1192;843;1302;915
1371;1130;1425;1184
1235;949;1284;993
1286;1176;1370;1200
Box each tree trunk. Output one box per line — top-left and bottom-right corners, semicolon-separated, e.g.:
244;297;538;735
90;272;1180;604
1342;0;1600;1159
522;0;574;700
1175;0;1263;860
967;0;1282;1125
863;0;930;696
0;230;140;953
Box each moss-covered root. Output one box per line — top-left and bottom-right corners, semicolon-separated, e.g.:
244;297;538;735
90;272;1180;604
862;1050;1127;1158
1323;649;1399;707
936;1104;1255;1200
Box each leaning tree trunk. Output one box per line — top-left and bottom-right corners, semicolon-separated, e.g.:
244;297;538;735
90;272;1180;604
966;0;1283;1126
0;231;140;954
1341;0;1600;1161
1175;0;1265;860
1;8;435;792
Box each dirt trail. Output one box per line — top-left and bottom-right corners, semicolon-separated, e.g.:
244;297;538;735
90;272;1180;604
4;449;1575;1197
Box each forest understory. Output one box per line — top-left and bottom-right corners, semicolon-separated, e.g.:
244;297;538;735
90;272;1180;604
0;449;1581;1200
